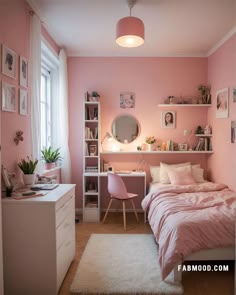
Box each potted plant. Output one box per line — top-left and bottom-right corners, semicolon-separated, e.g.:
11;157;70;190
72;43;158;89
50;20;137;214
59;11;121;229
90;91;100;101
18;156;38;185
41;147;62;170
195;125;204;134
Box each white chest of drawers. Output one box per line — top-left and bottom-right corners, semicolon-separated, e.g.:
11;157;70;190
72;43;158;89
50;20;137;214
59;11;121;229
2;184;76;295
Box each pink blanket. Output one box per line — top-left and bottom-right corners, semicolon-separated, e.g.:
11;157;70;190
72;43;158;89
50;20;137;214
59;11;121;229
141;182;236;279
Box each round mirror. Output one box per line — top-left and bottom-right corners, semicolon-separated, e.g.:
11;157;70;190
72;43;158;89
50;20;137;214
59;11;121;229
111;115;140;144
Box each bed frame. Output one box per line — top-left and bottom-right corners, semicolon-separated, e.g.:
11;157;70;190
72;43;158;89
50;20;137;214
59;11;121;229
173;247;235;282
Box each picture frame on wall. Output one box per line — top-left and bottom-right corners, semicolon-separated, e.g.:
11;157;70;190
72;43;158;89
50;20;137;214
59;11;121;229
2;45;17;79
161;111;176;128
19;89;28;115
2;82;16;112
216;88;229;118
231;120;236;143
120;92;135;108
233;87;236;103
20;56;28;88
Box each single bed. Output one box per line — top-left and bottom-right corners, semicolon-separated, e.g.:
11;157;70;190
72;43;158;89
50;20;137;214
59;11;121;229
142;180;236;282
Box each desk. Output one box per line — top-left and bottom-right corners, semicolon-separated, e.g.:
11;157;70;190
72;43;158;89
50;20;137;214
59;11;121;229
83;172;146;222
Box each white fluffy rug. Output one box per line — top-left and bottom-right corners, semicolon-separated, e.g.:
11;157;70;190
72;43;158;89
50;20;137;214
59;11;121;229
70;234;183;295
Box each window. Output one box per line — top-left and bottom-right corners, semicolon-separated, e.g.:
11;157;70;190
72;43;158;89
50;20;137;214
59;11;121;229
40;66;51;150
40;41;59;151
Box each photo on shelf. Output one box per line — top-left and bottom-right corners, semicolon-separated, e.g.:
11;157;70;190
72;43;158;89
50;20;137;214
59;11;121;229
178;143;188;151
89;144;97;156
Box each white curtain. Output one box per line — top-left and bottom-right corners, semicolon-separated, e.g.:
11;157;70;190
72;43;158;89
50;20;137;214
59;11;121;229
30;15;41;162
55;49;71;183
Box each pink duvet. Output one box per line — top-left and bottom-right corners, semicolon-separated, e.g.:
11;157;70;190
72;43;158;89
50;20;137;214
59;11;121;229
141;182;236;279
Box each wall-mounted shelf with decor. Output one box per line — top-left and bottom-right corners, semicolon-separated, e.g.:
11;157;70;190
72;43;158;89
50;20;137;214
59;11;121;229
100;151;213;155
158;104;212;107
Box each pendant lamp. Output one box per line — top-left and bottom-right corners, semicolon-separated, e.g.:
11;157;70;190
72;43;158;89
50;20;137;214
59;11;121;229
116;0;144;48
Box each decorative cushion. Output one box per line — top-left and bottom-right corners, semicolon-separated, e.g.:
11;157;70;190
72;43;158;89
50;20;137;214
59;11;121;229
160;162;191;184
150;166;160;183
192;166;205;182
168;166;196;185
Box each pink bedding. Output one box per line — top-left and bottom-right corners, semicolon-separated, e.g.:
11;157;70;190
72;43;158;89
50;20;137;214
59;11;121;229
141;182;236;279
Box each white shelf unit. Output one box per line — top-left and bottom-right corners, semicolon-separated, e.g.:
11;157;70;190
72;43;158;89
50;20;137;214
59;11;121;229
194;133;213;152
158;104;212;107
83;101;101;222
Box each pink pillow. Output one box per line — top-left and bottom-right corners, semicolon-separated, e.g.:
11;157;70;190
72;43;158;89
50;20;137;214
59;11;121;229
167;167;196;185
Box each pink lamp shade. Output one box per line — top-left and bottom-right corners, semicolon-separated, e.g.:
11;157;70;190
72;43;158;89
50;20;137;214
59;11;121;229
116;16;145;47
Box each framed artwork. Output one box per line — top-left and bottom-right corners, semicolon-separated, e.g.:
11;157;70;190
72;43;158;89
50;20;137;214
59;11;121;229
231;120;236;143
20;56;28;88
120;92;135;108
233;87;236;103
2;45;17;79
216;88;229;118
161;111;176;128
88;144;97;156
19;89;28;115
2;82;16;112
178;143;188;151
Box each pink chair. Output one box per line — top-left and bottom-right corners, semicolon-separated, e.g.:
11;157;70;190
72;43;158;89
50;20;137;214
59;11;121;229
102;173;139;230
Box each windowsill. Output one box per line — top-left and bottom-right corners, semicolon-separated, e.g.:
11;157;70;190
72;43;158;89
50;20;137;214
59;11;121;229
42;166;61;174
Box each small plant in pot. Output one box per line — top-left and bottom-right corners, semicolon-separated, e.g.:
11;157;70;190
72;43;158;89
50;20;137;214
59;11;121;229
90;91;100;101
18;156;38;186
41;147;62;170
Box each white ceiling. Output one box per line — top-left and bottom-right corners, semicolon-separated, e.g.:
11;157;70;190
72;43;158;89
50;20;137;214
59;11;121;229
29;0;236;57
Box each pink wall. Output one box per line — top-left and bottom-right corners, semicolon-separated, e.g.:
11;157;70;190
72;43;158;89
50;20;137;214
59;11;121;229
41;26;60;56
0;0;59;181
68;57;209;208
207;33;236;191
0;0;31;178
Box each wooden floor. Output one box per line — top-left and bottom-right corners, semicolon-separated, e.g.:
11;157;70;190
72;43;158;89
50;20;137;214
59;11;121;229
59;213;235;295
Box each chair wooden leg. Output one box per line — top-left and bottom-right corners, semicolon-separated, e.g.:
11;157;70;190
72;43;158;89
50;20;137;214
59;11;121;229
130;199;139;222
102;199;113;223
122;201;126;230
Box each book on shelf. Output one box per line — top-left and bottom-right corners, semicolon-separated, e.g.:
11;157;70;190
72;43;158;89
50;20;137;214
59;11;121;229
85;166;98;172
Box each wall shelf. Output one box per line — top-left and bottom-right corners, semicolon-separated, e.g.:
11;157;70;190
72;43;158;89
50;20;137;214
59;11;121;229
158;104;211;107
100;151;213;154
195;134;212;137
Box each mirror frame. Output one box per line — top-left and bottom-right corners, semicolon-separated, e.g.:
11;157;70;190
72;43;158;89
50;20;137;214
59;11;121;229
111;114;141;144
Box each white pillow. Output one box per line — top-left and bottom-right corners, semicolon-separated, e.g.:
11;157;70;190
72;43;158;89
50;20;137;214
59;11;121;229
150;166;160;183
160;162;191;184
192;164;200;168
192;166;205;182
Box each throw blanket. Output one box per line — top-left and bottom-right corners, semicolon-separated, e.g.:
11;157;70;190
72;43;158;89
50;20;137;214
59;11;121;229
141;182;236;279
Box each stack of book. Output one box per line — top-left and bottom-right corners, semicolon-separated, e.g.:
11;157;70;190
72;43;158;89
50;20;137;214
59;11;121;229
195;138;211;151
85;166;98;172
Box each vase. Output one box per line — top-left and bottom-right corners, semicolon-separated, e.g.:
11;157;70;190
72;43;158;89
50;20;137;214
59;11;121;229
45;162;56;170
23;174;35;186
147;144;153;151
